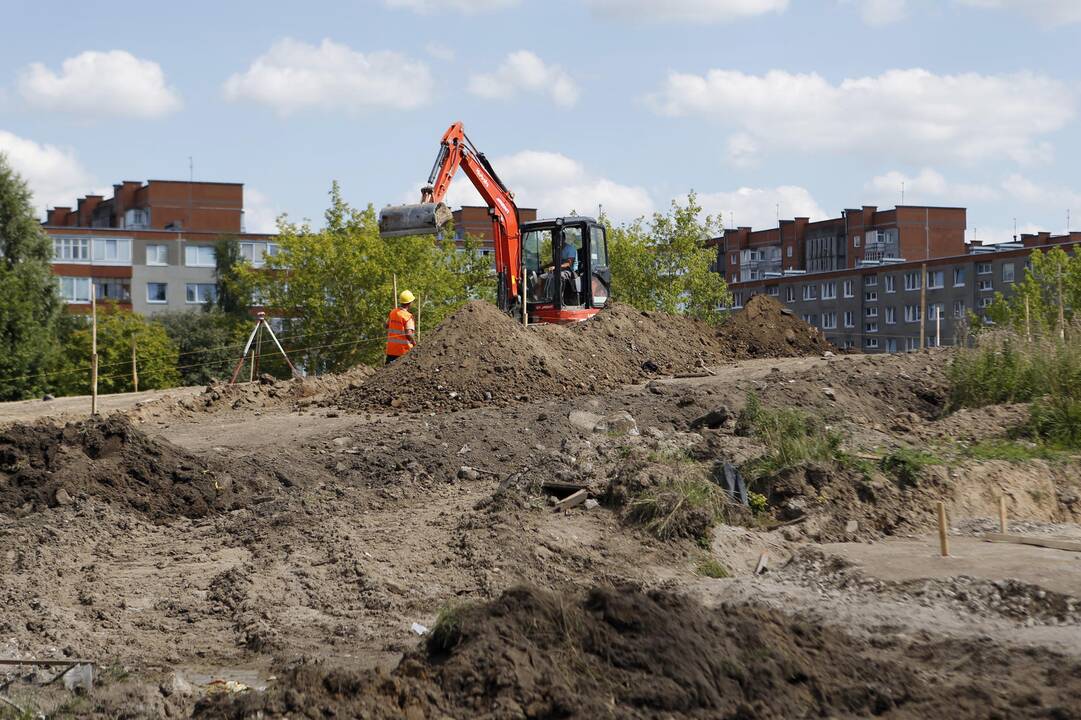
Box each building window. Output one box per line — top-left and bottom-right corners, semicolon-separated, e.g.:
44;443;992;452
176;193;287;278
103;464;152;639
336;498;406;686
904;305;922;323
239;241;270;267
53;237;90;261
185;245;217;267
865;274;878;286
821;281;836;300
885;306;896;324
843;279;854;298
732;292;743;309
928;302;945;321
147;282;168;303
978;279;993;292
843;311;855;328
785;286;796;303
730;253;737;265
91;238;132;263
766;285;779;297
906;337;920;352
95;278;131;301
1003;262;1015;283
928;270;944;289
801;313;818;325
884;274;895;293
185;283;218;304
853;235;862;248
786;246;793;258
953;268;965;287
124;208;149;229
977;262;992;275
953;300;966;318
803;284;817;301
731;274;738;284
865;322;878;333
822;311;837;329
979;296;993;308
886;338;898;353
904;271;921;291
146;244;168;266
865;306;878;318
865;291;878;302
865;338;879;349
57;276;91;303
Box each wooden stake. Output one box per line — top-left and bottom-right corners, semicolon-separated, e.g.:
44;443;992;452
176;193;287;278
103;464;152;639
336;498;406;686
131;336;139;393
1024;296;1032;342
1058;267;1066;340
936;501;949;557
415;294;421;342
393;274;399;310
999;496;1008;534
919;263;927;350
90;284;98;415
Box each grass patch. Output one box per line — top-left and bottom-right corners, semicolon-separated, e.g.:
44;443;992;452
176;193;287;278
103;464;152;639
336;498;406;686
696;557;730;578
645;447;695;466
879;448;941;485
429;601;471;651
625;476;730;541
959;438;1067;462
738;393;846;480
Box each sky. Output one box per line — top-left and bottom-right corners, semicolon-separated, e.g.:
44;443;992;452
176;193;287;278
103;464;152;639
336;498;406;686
1;0;1079;243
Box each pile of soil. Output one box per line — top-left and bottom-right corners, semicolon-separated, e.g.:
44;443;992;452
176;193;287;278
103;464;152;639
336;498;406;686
198;584;1081;719
0;415;259;519
716;294;833;357
338;299;831;412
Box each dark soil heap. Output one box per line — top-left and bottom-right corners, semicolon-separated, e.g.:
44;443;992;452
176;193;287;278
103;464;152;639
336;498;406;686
338;299;832;412
0;415;258;520
716;294;833;357
198;584;1081;719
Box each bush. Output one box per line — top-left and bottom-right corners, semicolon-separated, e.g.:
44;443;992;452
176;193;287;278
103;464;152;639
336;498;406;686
625;476;730;541
879;448;939;485
155;310;251;386
1028;396;1081;449
696;557;730;578
739;393;845;479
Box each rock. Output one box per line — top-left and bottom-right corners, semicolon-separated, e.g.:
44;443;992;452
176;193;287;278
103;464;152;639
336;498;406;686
780;307;795;316
584;499;600;510
594;411;638;436
691;406;730;430
42;393;55;401
457;466;481;481
569;410;604;433
63;663;94;692
784;329;797;344
325;411;340;418
845;520;859;533
823;388;837;401
823;351;835;358
332;436;351;447
54;487;73;506
161;672;194;698
389;398;403;409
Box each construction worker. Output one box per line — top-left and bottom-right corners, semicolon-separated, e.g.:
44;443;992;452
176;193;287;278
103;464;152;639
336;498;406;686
385;290;417;364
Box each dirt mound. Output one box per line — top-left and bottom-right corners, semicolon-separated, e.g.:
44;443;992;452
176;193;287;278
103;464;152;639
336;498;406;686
198;584;1081;719
716;294;833;357
338;299;829;413
0;415;258;519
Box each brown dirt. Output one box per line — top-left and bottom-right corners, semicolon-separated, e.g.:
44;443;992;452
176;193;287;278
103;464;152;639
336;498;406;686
338;298;831;413
197;583;1081;720
0;414;263;520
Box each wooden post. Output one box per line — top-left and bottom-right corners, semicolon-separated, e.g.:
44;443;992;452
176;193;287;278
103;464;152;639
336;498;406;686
1057;267;1066;340
131;336;139;393
919;263;927;350
415;294;421;342
90;284;98;415
1024;296;1032;342
393;274;399;310
998;496;1008;534
936;501;949;557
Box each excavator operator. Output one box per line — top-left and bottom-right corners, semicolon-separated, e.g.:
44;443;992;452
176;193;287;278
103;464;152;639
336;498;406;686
535;236;581;304
385;290;417;364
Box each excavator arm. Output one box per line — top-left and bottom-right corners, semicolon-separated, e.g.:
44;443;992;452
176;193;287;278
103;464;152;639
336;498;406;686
380;122;522;310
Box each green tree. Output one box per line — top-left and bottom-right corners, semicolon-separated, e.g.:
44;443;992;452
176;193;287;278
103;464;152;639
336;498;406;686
155;310;251;386
986;247;1079;336
0;154;63;400
214;235;254;317
51;305;181;396
247;182;494;372
606;192;730;323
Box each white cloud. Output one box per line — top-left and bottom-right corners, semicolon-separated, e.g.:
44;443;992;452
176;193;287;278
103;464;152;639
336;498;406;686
1001;174;1081;209
585;0;788;22
468;51;579;107
648;68;1073;165
223;38;433;115
0;130;100;214
425;43;456;61
696;186;827;229
957;0;1081;26
438;150;653;221
725;134;759;167
243;188;283;234
842;0;908;25
18;50;181;119
383;0;518;12
867;168;998;204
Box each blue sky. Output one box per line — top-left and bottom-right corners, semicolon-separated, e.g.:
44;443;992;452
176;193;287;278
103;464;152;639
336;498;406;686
1;0;1078;242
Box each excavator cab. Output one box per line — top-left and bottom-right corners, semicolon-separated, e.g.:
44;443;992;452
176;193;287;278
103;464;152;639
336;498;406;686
522;217;610;324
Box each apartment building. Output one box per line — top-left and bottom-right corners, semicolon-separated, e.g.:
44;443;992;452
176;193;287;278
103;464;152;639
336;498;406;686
44;180;276;315
451;205;537;254
725;230;1081;353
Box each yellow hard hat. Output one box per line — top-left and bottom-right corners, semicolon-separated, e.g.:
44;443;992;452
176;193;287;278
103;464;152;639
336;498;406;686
399;289;416;304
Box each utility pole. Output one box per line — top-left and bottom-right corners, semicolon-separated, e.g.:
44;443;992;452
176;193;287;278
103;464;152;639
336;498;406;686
90;284;98;415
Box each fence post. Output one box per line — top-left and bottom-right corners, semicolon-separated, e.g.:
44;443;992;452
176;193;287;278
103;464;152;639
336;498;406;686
131;336;139;393
90;284;98;415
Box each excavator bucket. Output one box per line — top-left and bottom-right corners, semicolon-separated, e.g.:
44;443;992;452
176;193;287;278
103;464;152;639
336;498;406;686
378;202;453;239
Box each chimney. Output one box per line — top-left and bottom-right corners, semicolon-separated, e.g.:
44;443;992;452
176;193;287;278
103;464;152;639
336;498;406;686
47;206;71;226
78;195;103;227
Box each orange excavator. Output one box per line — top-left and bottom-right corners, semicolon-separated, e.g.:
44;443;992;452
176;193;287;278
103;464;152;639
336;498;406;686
378;122;610;324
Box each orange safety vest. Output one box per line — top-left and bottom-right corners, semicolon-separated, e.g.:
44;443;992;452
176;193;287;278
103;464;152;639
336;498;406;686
386;307;415;357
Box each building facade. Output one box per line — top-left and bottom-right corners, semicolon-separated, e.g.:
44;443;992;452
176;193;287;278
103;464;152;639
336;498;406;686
44;180;276;315
716;205;1080;353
